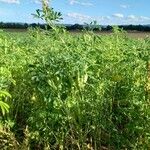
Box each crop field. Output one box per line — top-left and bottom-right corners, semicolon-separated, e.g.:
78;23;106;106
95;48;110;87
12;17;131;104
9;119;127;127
70;30;150;39
97;31;150;39
1;1;150;149
3;28;150;39
1;26;150;150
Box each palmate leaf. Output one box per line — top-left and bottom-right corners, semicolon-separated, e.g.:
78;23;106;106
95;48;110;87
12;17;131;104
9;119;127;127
32;0;63;28
36;9;41;16
0;101;9;115
0;90;11;98
0;90;11;115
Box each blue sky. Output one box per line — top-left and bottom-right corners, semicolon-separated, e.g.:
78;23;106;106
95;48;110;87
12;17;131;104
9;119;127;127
0;0;150;25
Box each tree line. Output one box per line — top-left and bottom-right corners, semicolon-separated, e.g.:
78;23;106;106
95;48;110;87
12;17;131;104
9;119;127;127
0;22;150;31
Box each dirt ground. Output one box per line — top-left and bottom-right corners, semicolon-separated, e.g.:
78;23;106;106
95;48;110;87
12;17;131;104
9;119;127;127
3;28;150;39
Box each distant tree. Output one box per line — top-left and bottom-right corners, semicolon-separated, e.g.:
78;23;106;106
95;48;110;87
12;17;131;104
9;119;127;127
106;25;112;31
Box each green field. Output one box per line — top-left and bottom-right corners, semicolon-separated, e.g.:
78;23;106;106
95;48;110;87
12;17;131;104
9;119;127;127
1;27;150;149
1;2;150;149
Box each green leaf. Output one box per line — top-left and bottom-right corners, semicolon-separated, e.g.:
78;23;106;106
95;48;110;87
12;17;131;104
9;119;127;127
0;101;10;115
0;90;11;98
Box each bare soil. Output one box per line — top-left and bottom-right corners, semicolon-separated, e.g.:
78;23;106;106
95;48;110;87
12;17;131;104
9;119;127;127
3;28;150;39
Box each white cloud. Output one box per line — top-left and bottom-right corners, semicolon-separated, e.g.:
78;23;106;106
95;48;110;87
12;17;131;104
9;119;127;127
127;15;136;19
95;16;111;22
67;12;92;23
139;16;150;20
33;0;49;5
34;0;41;4
123;15;150;24
120;4;129;9
126;15;150;23
65;12;150;25
69;0;93;6
66;12;113;24
0;0;20;4
112;13;124;18
104;16;111;20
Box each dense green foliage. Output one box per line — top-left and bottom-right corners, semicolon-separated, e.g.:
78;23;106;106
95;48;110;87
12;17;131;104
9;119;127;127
0;27;150;149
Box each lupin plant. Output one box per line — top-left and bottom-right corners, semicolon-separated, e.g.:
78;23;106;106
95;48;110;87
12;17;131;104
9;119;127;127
33;0;62;31
0;1;150;149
